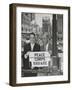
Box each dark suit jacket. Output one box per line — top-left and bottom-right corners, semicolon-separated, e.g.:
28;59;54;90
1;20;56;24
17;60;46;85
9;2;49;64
22;43;40;69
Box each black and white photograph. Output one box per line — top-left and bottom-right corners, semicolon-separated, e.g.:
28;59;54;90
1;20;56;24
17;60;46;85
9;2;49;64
21;13;63;77
9;3;70;86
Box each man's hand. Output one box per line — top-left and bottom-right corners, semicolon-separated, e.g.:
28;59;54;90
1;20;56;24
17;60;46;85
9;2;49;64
24;51;30;59
26;51;30;56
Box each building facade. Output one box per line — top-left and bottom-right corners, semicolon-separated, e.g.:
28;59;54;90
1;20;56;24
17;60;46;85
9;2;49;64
42;17;52;39
21;13;35;33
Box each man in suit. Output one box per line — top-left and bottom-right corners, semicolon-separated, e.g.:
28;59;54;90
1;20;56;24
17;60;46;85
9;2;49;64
23;33;40;70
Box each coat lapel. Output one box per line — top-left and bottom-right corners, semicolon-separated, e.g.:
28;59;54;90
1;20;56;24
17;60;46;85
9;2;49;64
33;43;36;51
29;43;31;51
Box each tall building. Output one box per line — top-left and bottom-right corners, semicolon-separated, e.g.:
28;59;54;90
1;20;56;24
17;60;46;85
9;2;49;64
42;17;52;39
21;13;35;33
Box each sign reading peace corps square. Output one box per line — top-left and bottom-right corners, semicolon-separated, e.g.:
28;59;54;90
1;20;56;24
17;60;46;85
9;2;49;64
29;52;51;68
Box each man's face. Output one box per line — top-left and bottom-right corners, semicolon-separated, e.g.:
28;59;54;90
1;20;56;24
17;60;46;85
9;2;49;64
30;34;35;44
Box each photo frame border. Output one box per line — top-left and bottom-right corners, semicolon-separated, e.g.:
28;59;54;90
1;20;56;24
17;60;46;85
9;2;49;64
9;3;70;86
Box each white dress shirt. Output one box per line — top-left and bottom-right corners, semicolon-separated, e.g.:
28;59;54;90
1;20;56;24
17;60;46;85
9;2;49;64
31;43;35;51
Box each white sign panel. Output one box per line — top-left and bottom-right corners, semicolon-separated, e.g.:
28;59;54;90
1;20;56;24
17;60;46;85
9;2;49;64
29;52;51;68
